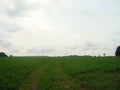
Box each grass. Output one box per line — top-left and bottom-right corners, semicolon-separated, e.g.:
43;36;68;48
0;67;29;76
60;57;120;90
0;57;49;90
0;56;120;90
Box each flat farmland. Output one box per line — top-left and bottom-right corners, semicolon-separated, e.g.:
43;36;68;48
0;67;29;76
0;57;120;90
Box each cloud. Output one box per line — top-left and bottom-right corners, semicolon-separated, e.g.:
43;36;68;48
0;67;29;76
83;41;98;51
0;0;120;56
64;41;99;55
0;0;37;17
0;21;21;33
0;39;12;48
27;47;55;55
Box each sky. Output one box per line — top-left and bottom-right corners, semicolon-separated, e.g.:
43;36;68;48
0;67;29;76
0;0;120;56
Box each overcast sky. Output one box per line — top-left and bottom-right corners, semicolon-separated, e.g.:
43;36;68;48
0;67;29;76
0;0;120;56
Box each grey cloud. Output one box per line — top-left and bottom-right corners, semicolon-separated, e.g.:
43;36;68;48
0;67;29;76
8;48;20;54
66;46;80;51
0;0;37;17
27;47;55;54
0;39;12;48
102;47;113;51
64;41;101;55
0;22;21;32
83;42;117;56
83;42;98;51
67;42;99;51
0;0;23;17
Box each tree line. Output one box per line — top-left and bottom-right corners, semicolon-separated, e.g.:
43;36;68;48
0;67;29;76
0;46;120;57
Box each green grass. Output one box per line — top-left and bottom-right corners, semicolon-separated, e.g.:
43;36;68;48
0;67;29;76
60;57;120;90
0;57;49;90
0;57;120;90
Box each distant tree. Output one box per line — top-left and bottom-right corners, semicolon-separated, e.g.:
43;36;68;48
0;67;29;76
0;52;8;57
115;46;120;56
69;55;79;57
98;55;101;57
10;55;13;57
103;53;106;56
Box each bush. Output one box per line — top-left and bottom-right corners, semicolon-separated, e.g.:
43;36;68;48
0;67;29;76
0;52;8;57
115;46;120;56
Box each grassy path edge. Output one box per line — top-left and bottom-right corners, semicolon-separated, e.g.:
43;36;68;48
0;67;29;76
18;62;50;90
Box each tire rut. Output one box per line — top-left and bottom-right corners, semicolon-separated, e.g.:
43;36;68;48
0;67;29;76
54;60;80;90
18;62;50;90
54;60;89;90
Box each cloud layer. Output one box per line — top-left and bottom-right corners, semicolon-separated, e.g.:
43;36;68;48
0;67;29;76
0;0;120;56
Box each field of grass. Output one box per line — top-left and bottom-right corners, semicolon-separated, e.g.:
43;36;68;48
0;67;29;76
0;56;120;90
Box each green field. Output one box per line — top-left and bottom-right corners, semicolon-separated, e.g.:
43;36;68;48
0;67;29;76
0;57;120;90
